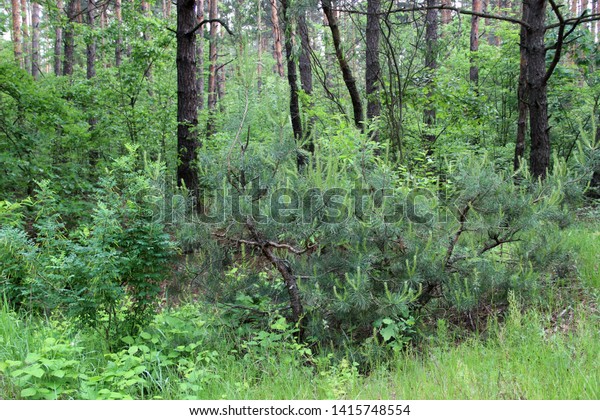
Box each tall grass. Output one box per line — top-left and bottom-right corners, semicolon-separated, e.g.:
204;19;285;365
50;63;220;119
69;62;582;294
0;225;598;400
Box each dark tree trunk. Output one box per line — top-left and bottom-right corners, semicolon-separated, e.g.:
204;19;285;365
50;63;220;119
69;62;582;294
298;13;312;96
54;0;63;75
322;0;364;130
424;0;438;146
298;11;314;154
86;0;96;80
470;0;481;85
31;2;40;79
115;0;123;67
525;0;550;179
366;0;381;142
514;2;529;171
206;0;218;136
196;0;205;110
63;0;76;76
280;0;302;142
245;218;305;339
87;0;98;165
176;0;200;202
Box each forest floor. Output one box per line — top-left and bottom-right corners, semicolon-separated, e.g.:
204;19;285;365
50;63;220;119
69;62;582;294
0;222;598;400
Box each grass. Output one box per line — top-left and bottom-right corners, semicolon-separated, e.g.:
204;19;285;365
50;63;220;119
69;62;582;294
0;224;599;400
561;223;600;288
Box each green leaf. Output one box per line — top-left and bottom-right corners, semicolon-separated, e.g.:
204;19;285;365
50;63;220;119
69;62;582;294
21;388;37;398
52;370;66;378
28;367;45;378
380;325;397;342
25;353;41;364
121;336;135;345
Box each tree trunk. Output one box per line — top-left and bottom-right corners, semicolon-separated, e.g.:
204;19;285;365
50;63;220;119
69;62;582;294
176;0;201;202
54;0;63;75
298;10;314;153
87;0;96;80
298;13;312;96
163;0;172;18
257;0;263;91
21;0;31;74
441;0;452;24
525;0;550;179
11;0;22;67
595;0;599;39
280;0;303;146
366;0;381;142
424;0;438;146
270;0;285;77
245;218;305;338
31;2;40;79
196;0;205;110
470;0;482;85
141;1;154;88
206;0;219;136
322;0;364;130
63;0;76;76
590;111;600;197
217;26;226;109
115;0;123;67
514;2;529;171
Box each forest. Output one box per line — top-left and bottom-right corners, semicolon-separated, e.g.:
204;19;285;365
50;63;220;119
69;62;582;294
0;0;599;400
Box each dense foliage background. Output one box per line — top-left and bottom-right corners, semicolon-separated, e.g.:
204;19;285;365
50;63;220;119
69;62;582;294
0;0;598;399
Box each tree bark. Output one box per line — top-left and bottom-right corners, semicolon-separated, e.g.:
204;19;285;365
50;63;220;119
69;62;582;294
514;1;528;171
115;0;123;67
141;0;154;88
163;0;172;18
280;0;303;145
298;12;312;96
11;0;22;67
366;0;381;142
525;0;550;179
245;218;305;338
298;10;314;153
54;0;63;75
424;0;438;146
270;0;285;77
176;0;201;202
257;0;263;91
21;0;31;74
86;0;97;80
206;0;218;136
441;0;452;24
196;0;205;110
31;2;40;79
217;26;226;108
63;0;76;76
470;0;482;85
322;0;364;130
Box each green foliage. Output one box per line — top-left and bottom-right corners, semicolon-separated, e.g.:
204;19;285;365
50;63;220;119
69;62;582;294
0;148;175;345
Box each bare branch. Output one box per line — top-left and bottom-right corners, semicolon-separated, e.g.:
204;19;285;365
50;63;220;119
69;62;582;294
186;18;233;37
338;4;530;28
